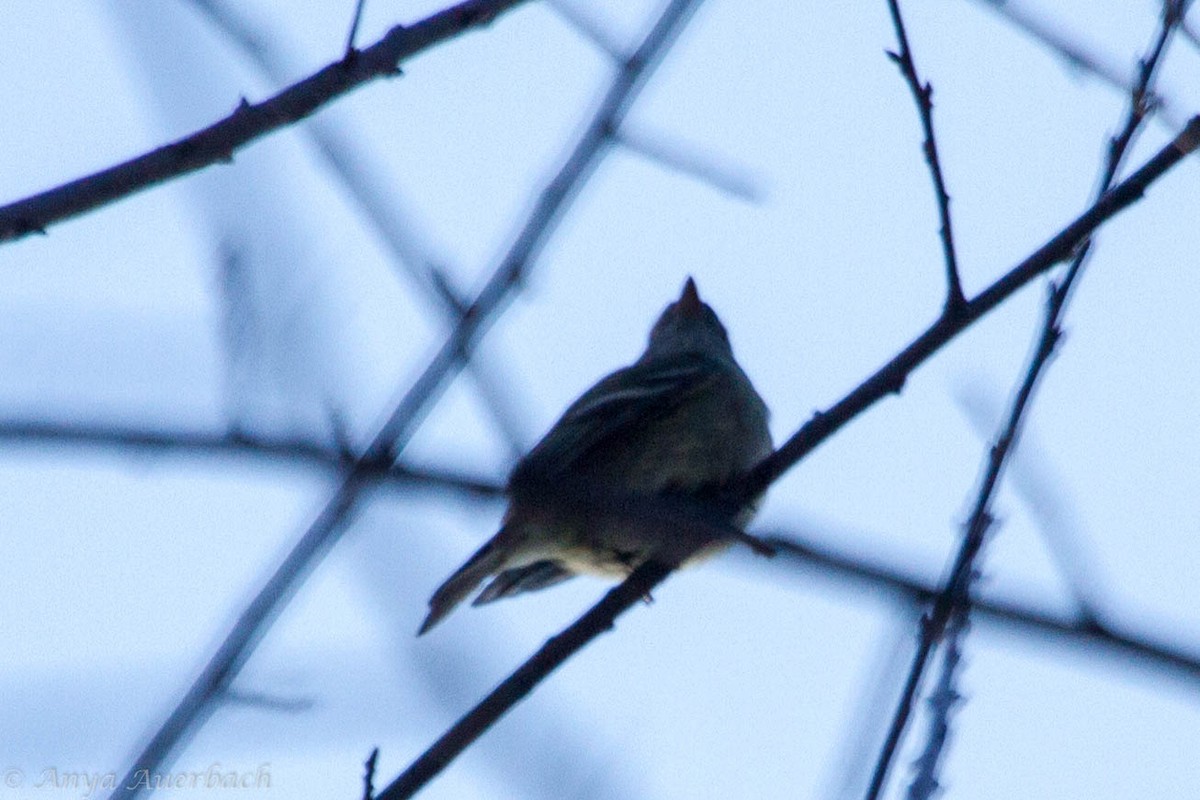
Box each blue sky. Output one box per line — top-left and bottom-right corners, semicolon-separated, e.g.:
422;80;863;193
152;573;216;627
1;1;1198;798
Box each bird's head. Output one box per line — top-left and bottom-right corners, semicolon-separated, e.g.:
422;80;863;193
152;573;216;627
642;277;734;363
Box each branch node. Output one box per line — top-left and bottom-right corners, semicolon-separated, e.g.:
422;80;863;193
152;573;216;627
942;288;968;319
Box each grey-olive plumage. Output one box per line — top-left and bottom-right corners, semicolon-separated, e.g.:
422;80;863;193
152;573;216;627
419;278;772;634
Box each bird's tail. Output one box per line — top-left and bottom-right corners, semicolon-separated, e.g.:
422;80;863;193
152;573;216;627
418;532;507;635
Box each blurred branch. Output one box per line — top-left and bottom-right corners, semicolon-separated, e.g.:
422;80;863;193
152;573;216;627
0;418;505;498
956;383;1107;622
1183;15;1200;49
547;0;625;60
885;0;965;311
971;0;1184;127
762;533;1200;684
222;688;315;713
821;600;924;800
188;0;531;458
616;125;765;203
0;0;532;243
863;4;1192;797
108;1;706;796
546;0;765;201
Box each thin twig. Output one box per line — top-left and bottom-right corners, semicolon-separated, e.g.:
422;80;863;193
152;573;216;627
885;0;965;312
362;747;380;800
106;2;705;796
345;0;368;57
956;384;1106;623
0;0;532;243
862;4;1191;797
1182;16;1200;49
905;604;967;800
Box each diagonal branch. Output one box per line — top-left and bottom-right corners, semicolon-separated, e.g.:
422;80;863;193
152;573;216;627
0;0;532;244
905;602;967;800
863;4;1193;797
187;0;530;458
106;2;706;796
736;115;1199;509
367;0;705;462
372;116;1200;798
378;559;673;800
885;0;965;312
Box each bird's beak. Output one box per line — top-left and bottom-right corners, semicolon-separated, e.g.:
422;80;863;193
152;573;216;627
678;276;703;317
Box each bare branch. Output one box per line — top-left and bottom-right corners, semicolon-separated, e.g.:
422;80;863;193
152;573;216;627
971;0;1185;127
905;604;967;800
885;0;965;311
222;688;315;713
0;0;532;244
863;5;1192;796
956;384;1107;622
736;114;1200;509
106;1;706;794
377;559;674;800
1183;15;1200;50
368;109;1200;799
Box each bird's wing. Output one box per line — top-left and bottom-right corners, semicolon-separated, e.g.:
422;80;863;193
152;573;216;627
513;352;722;481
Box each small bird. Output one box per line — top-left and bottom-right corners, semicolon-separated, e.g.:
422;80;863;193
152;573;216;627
418;277;772;634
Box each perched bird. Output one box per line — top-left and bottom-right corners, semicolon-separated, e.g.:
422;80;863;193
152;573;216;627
418;278;772;634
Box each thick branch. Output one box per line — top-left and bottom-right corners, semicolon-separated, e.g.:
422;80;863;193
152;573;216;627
377;560;672;800
0;0;531;243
